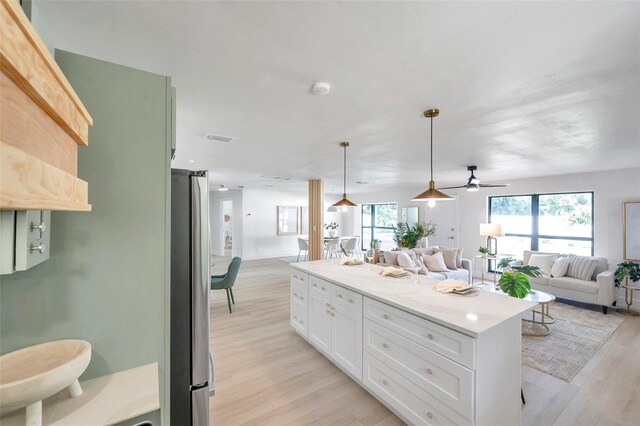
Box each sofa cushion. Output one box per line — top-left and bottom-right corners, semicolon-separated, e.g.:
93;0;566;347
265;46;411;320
528;276;551;287
550;277;598;294
528;254;557;276
421;252;449;272
523;250;559;265
566;255;599;281
383;251;404;266
396;251;414;268
551;256;570;278
433;248;458;270
413;247;438;256
441;269;469;281
426;272;447;280
439;247;464;268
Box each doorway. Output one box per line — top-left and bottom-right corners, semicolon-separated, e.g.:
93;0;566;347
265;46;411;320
222;200;233;257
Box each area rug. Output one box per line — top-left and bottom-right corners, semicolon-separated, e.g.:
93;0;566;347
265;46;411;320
521;301;624;382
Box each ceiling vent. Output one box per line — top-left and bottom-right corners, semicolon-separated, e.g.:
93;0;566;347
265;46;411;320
204;133;233;143
261;175;292;181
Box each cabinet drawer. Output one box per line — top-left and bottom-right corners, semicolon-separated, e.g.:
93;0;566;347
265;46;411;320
309;276;331;296
291;269;308;286
333;285;362;314
291;306;307;337
291;281;308;312
364;298;475;369
364;320;473;419
363;352;472;426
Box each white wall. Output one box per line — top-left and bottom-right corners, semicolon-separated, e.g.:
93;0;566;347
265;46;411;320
240;188;342;260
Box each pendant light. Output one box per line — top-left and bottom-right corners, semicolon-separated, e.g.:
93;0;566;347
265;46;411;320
411;108;453;203
332;141;357;209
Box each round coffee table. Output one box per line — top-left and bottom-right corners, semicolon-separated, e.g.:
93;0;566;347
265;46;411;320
522;290;556;337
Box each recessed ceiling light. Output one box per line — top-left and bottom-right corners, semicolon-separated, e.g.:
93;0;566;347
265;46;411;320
237;185;245;189
217;185;229;191
356;181;369;185
204;133;233;143
188;159;195;164
310;81;331;96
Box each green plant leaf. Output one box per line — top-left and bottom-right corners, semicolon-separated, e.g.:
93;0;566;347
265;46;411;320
499;271;531;299
511;265;543;278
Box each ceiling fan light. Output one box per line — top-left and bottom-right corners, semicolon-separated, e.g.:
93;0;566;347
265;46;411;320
467;183;480;192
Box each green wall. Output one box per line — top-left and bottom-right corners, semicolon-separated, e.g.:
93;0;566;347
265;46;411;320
0;51;171;414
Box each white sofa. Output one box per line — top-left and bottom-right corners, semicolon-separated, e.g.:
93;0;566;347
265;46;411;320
379;247;471;283
512;250;616;314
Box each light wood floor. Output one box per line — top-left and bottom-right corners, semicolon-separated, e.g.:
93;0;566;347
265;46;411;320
209;258;640;426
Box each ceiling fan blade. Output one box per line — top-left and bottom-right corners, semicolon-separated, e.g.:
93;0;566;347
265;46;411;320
438;185;467;190
478;184;509;188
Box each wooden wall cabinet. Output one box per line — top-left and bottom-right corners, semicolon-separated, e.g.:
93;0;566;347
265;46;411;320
0;0;93;211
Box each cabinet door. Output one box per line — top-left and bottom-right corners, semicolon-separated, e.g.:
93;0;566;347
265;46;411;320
332;287;363;381
308;286;332;355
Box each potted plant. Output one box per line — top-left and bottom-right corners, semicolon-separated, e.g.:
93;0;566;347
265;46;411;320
324;222;339;238
614;261;640;287
393;222;436;249
498;264;543;299
478;246;489;255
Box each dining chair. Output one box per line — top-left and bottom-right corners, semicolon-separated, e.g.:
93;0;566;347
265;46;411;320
342;237;360;258
297;238;309;262
211;256;242;313
325;238;341;259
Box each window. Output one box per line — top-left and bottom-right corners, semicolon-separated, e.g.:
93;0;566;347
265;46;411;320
361;203;398;251
488;192;594;259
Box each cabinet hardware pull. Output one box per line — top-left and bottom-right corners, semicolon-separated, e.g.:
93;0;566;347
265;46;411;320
31;222;46;232
300;297;304;300
348;298;353;303
293;316;297;320
382;343;389;348
294;293;298;296
29;243;45;254
299;320;303;324
426;412;433;419
383;314;389;320
338;294;343;298
326;303;330;307
382;380;388;385
321;286;325;290
427;333;434;340
426;368;433;375
326;309;331;314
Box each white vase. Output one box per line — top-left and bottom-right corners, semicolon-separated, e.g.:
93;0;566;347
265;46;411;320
419;237;428;248
328;230;337;238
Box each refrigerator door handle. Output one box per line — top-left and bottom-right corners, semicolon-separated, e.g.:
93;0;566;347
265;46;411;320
191;175;211;386
209;349;215;397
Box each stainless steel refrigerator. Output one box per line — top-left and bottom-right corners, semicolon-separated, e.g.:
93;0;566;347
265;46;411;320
171;169;215;425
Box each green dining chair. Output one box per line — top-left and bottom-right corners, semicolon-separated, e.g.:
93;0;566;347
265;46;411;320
211;257;242;313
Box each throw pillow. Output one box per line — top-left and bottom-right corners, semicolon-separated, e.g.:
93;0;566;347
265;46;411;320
566;255;599;281
383;251;400;266
528;254;557;276
440;246;464;268
422;252;449;272
408;252;428;275
434;248;458;270
550;256;570;278
396;252;414;269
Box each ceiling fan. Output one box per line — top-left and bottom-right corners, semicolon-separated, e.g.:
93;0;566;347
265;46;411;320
439;166;509;192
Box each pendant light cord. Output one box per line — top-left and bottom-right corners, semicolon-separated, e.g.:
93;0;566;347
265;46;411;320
343;144;347;195
430;116;434;182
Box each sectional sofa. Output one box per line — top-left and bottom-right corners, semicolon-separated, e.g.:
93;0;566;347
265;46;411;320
378;247;471;283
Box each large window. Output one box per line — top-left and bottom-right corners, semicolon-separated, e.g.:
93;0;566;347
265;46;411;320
489;192;594;257
361;203;398;251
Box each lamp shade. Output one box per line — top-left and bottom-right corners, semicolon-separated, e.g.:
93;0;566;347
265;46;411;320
332;195;357;208
411;181;454;202
479;223;502;237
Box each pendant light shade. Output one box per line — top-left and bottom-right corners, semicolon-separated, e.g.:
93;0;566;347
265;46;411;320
332;142;357;208
411;108;454;202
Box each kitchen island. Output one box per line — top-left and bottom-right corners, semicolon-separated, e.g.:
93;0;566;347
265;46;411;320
290;260;537;426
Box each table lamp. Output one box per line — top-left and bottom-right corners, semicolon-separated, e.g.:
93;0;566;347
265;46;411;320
480;223;502;256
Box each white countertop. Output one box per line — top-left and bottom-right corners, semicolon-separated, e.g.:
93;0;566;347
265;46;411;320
1;363;159;426
293;260;538;337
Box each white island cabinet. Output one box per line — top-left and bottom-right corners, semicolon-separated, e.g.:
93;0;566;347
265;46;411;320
290;260;537;426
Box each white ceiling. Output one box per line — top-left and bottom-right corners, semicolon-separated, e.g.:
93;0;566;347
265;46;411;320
39;0;640;194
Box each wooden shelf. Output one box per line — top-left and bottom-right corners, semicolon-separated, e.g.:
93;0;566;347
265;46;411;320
1;143;91;211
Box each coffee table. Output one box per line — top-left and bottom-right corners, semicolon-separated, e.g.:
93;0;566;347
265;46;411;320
475;284;555;336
